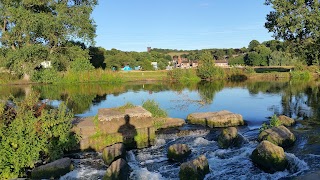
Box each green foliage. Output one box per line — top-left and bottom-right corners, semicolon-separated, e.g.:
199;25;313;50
228;55;245;65
57;69;123;84
116;102;135;113
290;71;312;81
69;57;95;72
0;93;78;179
248;40;260;51
259;115;282;132
142;100;167;118
197;51;225;80
269;51;298;66
0;72;19;84
167;69;200;83
31;68;59;83
0;0;97;76
265;0;320;65
244;66;256;74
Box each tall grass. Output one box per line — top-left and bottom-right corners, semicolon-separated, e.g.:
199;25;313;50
167;69;200;83
142;100;167;118
57;69;123;84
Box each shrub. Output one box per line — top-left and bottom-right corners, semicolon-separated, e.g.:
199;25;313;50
259;114;282;132
0;93;78;179
290;71;311;80
31;68;59;83
142;100;167;118
167;69;200;83
196;65;225;80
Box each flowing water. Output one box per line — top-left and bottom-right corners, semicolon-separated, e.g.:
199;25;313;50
2;80;320;179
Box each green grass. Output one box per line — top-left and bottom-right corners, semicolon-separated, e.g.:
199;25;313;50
120;70;167;81
142;100;168;118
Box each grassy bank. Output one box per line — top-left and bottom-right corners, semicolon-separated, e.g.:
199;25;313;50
1;66;318;85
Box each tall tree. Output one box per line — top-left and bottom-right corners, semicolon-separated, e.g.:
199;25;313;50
265;0;320;65
0;0;97;77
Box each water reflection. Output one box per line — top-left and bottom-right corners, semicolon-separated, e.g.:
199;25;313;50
1;80;320;126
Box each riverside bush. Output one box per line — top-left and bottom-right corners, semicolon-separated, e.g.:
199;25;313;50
0;93;78;179
142;100;167;118
196;65;225;80
167;69;200;83
31;68;59;83
259;115;282;132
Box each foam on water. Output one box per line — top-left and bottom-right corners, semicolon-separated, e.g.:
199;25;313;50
60;168;105;180
193;137;210;146
130;168;165;180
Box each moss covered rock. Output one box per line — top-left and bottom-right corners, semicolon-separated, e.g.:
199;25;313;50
218;127;242;149
31;158;72;179
258;125;296;148
167;144;191;162
187;110;244;128
251;140;288;172
278;115;295;127
179;155;210;180
103;158;130;180
102;143;126;166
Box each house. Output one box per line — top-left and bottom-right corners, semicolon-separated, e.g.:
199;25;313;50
151;62;158;70
40;61;52;68
215;60;229;67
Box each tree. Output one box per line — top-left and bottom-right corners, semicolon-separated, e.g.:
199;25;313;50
196;51;225;80
0;0;97;77
248;40;260;51
265;0;320;65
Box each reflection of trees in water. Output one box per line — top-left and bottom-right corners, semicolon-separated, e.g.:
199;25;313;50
281;81;320;121
246;81;287;95
197;81;224;104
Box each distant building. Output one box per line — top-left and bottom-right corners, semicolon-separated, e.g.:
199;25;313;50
151;62;158;70
215;60;229;67
40;61;52;68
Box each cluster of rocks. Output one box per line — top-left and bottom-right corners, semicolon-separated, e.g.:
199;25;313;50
30;106;298;179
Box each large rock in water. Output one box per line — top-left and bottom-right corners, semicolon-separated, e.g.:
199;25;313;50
31;158;72;179
278;115;295;127
73;106;185;151
187;110;244;128
218;127;242;149
179;155;210;180
258;125;296;148
167;144;191;162
251;140;288;172
98;106;152;121
103;158;130;180
102;143;126;166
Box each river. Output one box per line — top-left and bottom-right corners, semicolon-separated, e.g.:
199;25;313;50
2;80;320;179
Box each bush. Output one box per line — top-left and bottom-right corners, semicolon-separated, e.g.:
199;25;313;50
196;65;225;80
167;69;200;83
0;93;78;179
31;68;59;83
142;100;167;118
259;115;282;132
290;70;311;80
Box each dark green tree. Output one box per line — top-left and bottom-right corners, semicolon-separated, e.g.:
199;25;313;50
265;0;320;65
0;0;97;78
248;40;260;51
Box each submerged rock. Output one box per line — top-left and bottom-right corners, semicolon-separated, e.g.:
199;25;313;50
102;143;126;166
187;110;244;128
167;144;191;162
258;125;296;148
103;158;130;180
218;127;242;148
278;115;295;127
179;155;210;180
251;140;288;173
31;158;72;179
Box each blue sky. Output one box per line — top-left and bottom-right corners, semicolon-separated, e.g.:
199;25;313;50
92;0;274;52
